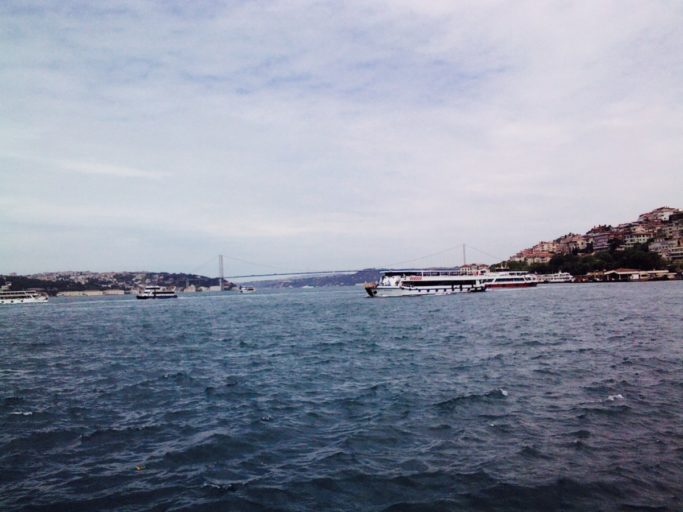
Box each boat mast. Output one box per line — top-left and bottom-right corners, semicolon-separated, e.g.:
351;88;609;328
219;254;224;291
462;243;467;266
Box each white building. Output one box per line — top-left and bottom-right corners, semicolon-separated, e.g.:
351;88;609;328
623;233;650;249
649;239;679;259
669;246;683;261
638;207;680;223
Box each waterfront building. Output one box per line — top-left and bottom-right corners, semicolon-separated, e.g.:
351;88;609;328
459;263;490;275
57;290;105;297
603;269;672;281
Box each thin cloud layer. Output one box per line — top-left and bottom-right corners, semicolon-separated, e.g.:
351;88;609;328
1;1;682;273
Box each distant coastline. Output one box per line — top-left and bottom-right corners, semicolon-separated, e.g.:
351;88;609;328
2;206;681;294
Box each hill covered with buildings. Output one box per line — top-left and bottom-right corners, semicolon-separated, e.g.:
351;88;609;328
0;271;235;296
2;206;681;293
500;206;683;274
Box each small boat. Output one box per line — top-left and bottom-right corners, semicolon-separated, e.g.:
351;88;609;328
479;271;539;289
136;285;178;299
364;270;486;297
239;286;256;294
538;271;575;283
0;290;49;305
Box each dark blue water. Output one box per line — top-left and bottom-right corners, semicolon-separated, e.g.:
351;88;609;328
1;283;682;511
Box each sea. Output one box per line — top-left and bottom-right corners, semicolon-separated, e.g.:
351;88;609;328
1;283;682;511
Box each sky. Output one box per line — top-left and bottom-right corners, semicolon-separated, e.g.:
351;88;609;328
2;1;682;276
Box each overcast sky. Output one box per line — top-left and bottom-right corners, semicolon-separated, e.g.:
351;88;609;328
2;1;682;276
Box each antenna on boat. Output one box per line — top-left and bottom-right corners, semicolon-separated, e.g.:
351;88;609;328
219;254;224;291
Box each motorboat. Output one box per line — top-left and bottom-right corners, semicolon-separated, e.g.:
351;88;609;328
136;285;178;299
364;270;486;297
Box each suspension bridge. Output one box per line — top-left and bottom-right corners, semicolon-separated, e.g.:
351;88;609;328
191;244;505;284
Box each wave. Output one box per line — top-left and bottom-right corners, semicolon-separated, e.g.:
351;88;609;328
382;499;461;511
4;429;81;454
1;396;26;409
576;404;631;418
462;477;626;511
162;433;256;466
161;371;198;385
3;285;682;511
21;485;183;512
80;424;163;444
519;445;551;459
435;389;509;410
201;480;241;496
100;371;203;401
567;429;591;439
619;506;668;511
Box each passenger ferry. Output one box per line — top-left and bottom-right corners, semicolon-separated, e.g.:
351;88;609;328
538;271;574;283
364;270;486;298
0;290;49;305
136;285;178;299
479;271;539;288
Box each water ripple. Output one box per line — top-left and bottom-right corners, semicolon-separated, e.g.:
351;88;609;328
1;283;682;511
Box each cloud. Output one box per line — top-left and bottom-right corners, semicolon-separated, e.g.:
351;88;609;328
1;1;682;273
58;160;167;180
0;152;167;180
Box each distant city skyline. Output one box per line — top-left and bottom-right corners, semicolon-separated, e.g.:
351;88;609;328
2;2;683;275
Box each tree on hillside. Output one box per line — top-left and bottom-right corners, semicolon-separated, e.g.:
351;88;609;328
498;246;665;275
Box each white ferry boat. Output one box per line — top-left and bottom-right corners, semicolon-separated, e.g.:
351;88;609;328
239;286;256;294
364;270;486;298
0;290;49;305
479;271;539;289
136;285;178;299
538;271;575;283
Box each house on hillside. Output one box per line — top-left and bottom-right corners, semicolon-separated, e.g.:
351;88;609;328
638;207;681;223
589;231;612;252
557;234;589;254
649;239;680;260
603;269;671;281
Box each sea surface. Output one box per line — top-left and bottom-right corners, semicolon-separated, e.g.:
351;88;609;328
1;283;682;511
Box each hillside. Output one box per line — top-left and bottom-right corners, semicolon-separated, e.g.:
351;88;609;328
0;271;235;295
502;206;683;274
242;269;381;288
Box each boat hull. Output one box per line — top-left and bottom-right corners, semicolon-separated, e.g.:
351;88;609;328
365;284;485;298
486;282;538;289
538;273;575;283
136;285;178;299
0;296;48;305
